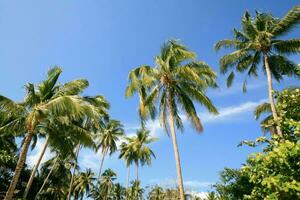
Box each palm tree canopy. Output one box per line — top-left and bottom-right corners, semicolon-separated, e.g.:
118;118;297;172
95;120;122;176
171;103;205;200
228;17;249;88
215;5;300;90
119;129;156;167
73;169;95;199
0;67;105;138
96;119;124;155
126;40;218;134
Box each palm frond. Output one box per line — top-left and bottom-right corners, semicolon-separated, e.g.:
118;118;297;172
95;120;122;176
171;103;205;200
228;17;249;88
272;4;300;36
273;39;300;55
254;102;271;120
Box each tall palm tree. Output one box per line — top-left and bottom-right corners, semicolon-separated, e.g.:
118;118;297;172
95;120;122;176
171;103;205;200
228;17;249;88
215;5;300;136
36;154;75;200
95;119;124;185
126;40;218;199
119;140;136;191
0;67;101;200
100;168;117;200
129;129;156;181
73;169;95;200
23;76;104;199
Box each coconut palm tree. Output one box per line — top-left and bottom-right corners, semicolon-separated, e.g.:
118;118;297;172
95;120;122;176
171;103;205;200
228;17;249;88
127;180;144;200
95;119;124;185
100;168;117;200
36;154;74;200
215;5;300;136
129;129;156;181
126;40;218;199
73;169;95;200
148;185;165;200
0;67;101;200
112;183;127;200
24;95;106;199
119;139;136;193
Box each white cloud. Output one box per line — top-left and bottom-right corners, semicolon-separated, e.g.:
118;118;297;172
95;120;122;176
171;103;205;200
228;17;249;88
79;149;101;172
200;98;267;123
125;99;267;137
149;178;212;190
27;138;54;168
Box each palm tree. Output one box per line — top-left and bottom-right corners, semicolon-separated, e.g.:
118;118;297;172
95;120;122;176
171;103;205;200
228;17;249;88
0;67;101;200
36;154;74;199
112;183;126;200
206;191;218;200
119;140;136;193
23;95;105;199
95;119;124;185
73;169;95;200
100;168;117;200
126;40;218;199
148;185;165;200
129;129;156;181
128;180;144;200
215;5;300;136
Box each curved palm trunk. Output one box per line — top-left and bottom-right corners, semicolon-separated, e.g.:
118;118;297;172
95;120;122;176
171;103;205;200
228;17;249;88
264;55;283;137
97;148;107;187
35;156;58;200
67;144;81;200
23;137;50;199
167;96;185;200
5;132;33;200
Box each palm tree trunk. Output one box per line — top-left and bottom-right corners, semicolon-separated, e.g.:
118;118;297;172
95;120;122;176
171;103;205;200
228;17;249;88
67;144;81;200
35;156;58;200
167;96;185;200
5;132;33;200
23;137;50;199
136;162;139;181
126;166;130;189
126;166;130;200
97;148;107;187
264;55;283;137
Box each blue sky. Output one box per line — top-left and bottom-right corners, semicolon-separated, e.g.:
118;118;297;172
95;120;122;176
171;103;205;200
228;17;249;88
1;0;299;194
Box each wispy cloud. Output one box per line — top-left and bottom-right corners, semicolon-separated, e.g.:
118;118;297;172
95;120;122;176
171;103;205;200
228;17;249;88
27;139;54;168
200;98;267;123
149;178;213;191
125;99;267;137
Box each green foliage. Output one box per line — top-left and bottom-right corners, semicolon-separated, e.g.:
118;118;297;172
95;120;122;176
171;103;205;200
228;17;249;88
215;5;300;90
126;39;218;134
254;88;300;136
242;140;300;199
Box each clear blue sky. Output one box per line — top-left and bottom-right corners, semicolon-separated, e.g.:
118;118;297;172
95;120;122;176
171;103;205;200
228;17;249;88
0;0;299;193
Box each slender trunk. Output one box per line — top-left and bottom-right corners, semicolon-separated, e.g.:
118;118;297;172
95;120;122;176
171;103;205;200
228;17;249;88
136;162;139;181
67;144;81;200
35;156;58;200
126;166;130;189
5;132;33;200
23;137;50;199
167;95;185;200
135;162;139;199
97;148;107;187
126;166;130;200
264;55;283;137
